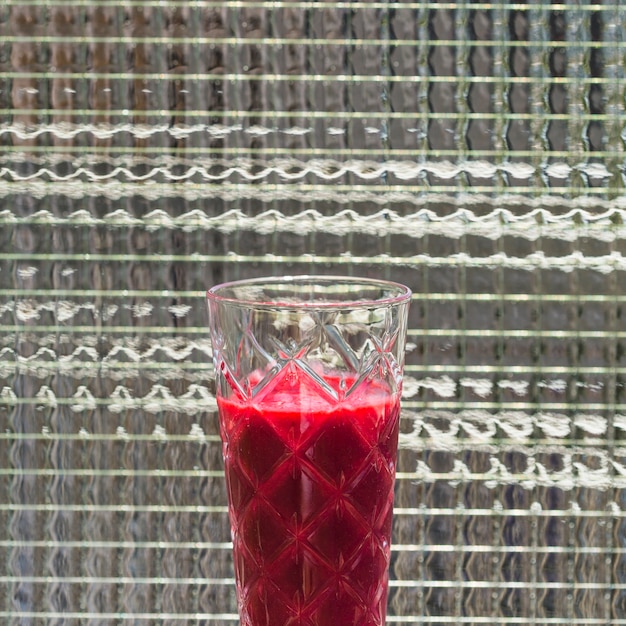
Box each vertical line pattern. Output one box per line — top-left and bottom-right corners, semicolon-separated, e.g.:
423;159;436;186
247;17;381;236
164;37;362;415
1;2;626;624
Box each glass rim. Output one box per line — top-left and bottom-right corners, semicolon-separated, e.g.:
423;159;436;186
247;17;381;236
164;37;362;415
206;275;412;310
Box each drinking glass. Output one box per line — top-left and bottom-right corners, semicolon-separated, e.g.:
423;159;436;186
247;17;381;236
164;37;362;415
207;276;411;626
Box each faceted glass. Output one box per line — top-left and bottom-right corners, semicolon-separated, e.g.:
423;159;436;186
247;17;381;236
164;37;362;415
207;276;411;626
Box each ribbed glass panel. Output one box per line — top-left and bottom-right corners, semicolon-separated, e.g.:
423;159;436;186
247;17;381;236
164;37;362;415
1;1;625;623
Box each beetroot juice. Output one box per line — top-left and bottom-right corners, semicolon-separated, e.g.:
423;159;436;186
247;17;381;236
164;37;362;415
217;369;401;626
208;275;411;625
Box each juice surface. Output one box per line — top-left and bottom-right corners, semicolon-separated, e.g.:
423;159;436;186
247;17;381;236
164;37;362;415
217;368;401;626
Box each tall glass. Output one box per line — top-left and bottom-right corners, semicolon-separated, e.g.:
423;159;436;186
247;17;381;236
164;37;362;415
207;276;411;626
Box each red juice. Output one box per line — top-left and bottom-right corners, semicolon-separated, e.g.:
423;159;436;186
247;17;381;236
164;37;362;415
217;368;401;626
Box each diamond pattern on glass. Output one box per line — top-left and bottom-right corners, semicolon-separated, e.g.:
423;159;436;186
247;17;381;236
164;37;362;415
261;457;335;526
242;578;300;626
344;457;396;526
267;544;335;606
346;312;403;399
221;307;402;404
304;500;370;568
230;418;293;485
302;420;373;487
238;499;295;566
213;287;407;626
222;394;400;625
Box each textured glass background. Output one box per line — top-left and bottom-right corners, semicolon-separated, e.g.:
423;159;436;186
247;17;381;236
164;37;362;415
0;1;625;623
